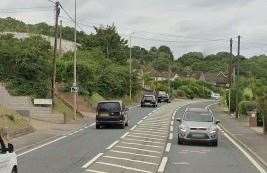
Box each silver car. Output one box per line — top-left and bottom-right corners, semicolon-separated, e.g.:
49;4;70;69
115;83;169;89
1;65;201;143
177;108;220;146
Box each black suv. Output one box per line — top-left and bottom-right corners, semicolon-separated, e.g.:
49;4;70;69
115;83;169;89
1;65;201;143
141;95;158;107
96;100;129;129
157;91;170;103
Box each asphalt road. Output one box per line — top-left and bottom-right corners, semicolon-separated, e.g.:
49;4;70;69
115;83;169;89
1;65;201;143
165;101;265;173
17;103;165;173
16;100;267;173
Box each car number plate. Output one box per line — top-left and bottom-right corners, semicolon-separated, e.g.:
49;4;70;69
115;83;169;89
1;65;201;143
100;113;109;116
192;133;205;138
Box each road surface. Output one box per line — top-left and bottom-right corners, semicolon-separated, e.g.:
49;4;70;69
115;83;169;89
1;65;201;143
17;100;267;173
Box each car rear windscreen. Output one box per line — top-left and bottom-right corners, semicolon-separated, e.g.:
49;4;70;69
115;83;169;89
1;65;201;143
97;102;121;113
143;96;154;101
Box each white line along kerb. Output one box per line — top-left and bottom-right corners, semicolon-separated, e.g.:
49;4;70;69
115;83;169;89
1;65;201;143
130;125;137;131
137;120;143;124
82;153;103;168
169;133;173;140
158;157;168;173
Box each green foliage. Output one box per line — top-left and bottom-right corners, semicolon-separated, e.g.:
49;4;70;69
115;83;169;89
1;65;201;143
0;34;52;98
239;101;258;116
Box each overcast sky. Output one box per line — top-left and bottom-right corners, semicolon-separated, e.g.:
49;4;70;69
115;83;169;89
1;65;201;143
1;0;267;58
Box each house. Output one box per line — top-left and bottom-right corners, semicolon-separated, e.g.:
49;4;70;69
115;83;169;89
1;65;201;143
198;71;229;87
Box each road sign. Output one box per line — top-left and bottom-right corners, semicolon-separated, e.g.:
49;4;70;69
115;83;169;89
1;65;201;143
71;86;79;93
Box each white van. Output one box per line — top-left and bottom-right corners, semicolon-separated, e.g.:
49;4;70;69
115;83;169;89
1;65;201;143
0;136;17;173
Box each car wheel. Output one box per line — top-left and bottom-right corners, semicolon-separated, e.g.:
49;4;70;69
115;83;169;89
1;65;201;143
96;124;101;129
212;140;218;147
11;167;17;173
178;137;183;145
120;123;125;129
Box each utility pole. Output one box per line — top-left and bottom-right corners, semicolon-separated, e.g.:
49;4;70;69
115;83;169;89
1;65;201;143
59;20;62;57
229;38;233;115
168;54;171;96
73;0;77;120
129;33;133;101
52;1;60;108
235;35;241;118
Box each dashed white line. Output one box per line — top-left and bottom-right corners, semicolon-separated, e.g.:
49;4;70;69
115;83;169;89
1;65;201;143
110;150;160;158
95;162;153;173
169;133;173;140
120;132;129;139
171;121;174;126
137;120;144;124
170;126;173;132
165;143;172;152
86;169;108;173
142;116;148;120
82;153;104;168
89;122;96;127
103;155;158;165
106;140;119;150
158;157;168;173
115;146;161;153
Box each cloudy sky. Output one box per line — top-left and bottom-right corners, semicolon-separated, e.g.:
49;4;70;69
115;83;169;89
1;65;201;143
1;0;267;58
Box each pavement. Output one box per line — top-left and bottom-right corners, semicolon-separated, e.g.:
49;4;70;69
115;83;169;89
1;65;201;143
14;99;267;173
210;104;267;169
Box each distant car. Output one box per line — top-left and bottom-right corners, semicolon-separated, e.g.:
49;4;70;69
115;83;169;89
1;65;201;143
141;95;158;107
211;92;221;100
0;136;17;173
157;91;170;103
177;108;220;146
96;100;129;129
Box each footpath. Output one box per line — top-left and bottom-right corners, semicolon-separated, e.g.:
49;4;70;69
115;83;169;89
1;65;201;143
212;104;267;169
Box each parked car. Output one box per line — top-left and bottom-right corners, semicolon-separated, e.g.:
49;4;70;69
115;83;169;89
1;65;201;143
0;136;17;173
141;95;158;107
177;108;220;146
96;100;129;129
157;91;170;103
211;92;221;100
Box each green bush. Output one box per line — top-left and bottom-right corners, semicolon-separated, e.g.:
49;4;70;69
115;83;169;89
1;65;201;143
239;101;258;116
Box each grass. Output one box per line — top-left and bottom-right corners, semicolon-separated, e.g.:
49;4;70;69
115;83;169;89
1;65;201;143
0;106;31;133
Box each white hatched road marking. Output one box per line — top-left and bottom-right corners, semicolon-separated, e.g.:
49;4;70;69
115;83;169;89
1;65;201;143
140;122;169;126
82;153;104;168
122;138;163;145
142;116;148;120
86;169;108;173
158;157;168;173
120;132;129;139
95;162;153;173
137;120;144;124
110;150;160;158
136;126;167;130
130;132;166;138
133;128;167;133
106;140;119;150
127;135;165;141
169;133;173;140
103;155;158;165
132;129;167;135
121;142;162;148
165;143;171;152
115;146;161;153
130;125;137;131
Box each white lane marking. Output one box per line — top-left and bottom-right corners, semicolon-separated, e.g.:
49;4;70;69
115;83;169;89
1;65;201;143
96;162;153;173
171;121;174;126
158;157;168;173
127;135;165;141
110;150;160;158
103;155;158;165
106;140;119;150
130;125;137;131
169;133;173;140
121;142;162;148
223;132;267;173
115;146;161;154
122;138;163;145
137;120;144;124
148;113;152;116
89;122;96;127
165;143;171;152
132;129;167;135
86;169;108;173
82;153;104;168
170;126;173;132
120;132;129;139
130;132;166;138
142;116;148;120
18;135;67;157
172;162;190;165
